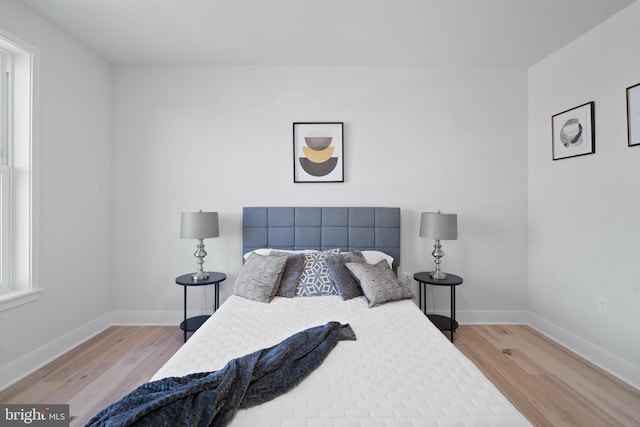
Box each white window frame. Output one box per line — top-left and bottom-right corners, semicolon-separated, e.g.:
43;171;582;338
0;28;40;312
1;48;9;288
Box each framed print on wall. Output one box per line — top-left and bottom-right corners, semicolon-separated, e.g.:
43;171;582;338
627;83;640;147
293;122;344;183
551;101;595;161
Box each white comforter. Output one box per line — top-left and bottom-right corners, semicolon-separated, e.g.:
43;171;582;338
153;295;531;427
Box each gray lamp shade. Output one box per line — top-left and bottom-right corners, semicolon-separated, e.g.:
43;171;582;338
419;212;457;240
180;211;219;239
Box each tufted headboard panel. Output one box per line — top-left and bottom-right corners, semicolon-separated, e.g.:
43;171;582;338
242;207;400;268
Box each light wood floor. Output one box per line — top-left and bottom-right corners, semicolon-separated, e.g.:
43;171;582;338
454;325;640;427
0;326;184;426
0;325;638;427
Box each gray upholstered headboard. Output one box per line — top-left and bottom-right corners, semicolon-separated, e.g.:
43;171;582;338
242;207;400;268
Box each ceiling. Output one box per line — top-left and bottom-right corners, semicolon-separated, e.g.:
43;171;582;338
18;0;636;67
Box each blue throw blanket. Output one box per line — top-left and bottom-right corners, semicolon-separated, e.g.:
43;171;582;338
86;321;356;427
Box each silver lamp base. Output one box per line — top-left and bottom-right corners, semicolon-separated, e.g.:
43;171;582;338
192;238;210;281
430;270;447;280
430;239;447;280
192;270;210;281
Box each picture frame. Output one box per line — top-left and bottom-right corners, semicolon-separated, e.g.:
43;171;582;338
627;83;640;147
551;101;595;161
293;122;344;183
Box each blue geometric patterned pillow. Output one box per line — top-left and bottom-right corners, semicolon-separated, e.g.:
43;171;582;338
296;249;341;297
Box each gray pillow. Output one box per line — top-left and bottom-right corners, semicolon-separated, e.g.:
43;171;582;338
271;251;305;298
233;253;288;303
296;249;341;297
326;251;366;300
345;260;414;307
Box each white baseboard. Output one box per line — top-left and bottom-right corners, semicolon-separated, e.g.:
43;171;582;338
528;312;640;390
0;314;111;391
110;310;185;326
455;309;529;324
114;309;530;326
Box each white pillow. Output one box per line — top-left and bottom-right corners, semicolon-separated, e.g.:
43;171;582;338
243;248;273;260
243;248;319;261
361;250;394;268
244;248;394;267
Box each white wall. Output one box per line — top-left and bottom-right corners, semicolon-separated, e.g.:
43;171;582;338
528;2;640;387
111;65;529;325
0;0;112;388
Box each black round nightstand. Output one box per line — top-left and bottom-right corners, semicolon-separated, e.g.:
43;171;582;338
414;272;463;343
176;272;226;342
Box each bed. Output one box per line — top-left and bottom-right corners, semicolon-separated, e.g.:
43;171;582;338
151;207;531;426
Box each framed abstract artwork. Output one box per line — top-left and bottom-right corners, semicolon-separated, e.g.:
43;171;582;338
293;122;344;183
627;83;640;147
551;101;595;161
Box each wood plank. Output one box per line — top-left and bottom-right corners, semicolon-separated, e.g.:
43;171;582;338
454;325;640;427
0;326;183;427
489;325;640;426
454;326;556;427
69;327;184;426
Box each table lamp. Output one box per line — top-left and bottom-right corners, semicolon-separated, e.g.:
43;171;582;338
180;210;219;281
419;211;457;280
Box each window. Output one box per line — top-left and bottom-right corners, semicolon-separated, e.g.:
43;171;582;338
0;28;39;311
1;47;11;289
